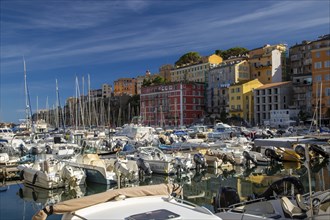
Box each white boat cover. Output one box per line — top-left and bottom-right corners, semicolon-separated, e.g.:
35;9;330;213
33;183;182;220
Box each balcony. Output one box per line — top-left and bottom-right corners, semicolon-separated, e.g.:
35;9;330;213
255;64;272;69
229;108;243;113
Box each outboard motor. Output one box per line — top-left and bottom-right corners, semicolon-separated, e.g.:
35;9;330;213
159;137;166;145
173;158;184;176
169;136;175;144
266;130;274;138
19;143;26;157
213;186;240;213
265;148;282;162
45;145;52;154
295;145;305;158
310;144;329;159
136;158;152;178
193;153;207;172
54;136;61;144
243;151;257;167
30;147;39;156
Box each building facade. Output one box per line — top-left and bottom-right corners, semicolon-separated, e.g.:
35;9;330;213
254;81;293;125
311;43;330;124
170;54;222;83
249;44;287;84
269;109;300;128
228;79;263;124
289;35;330;116
102;84;112;98
113;78;136;96
159;64;174;82
207;57;249;115
140;82;205;127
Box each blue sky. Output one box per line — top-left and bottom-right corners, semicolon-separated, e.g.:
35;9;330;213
1;0;329;123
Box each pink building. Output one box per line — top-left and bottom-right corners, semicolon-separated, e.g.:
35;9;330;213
140;82;205;127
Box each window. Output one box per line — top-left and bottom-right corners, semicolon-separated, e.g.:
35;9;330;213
325;74;330;81
315;75;322;82
314;62;322;69
237;96;241;100
326;88;330;96
325;61;330;68
327;50;330;56
316;52;321;58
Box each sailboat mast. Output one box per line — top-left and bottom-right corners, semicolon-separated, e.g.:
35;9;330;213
88;74;91;129
319;82;322;130
23;58;30;130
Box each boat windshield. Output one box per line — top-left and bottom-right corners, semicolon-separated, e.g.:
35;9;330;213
125;209;180;220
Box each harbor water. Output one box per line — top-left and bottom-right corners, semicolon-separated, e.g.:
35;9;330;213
1;162;329;220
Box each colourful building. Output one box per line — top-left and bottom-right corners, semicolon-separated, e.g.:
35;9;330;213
113;78;136;96
311;43;330;124
171;54;222;83
289;35;330;116
140;82;205;127
228;79;263;124
249;44;287;84
207;56;249;116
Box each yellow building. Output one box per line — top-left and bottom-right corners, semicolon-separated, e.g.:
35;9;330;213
249;44;287;84
311;45;330;120
171;54;223;83
113;78;136;96
228;79;263;123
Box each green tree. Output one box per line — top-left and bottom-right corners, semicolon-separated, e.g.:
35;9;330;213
142;78;151;87
152;76;165;85
215;47;248;60
175;52;201;67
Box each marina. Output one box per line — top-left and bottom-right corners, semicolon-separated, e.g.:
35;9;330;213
0;160;329;219
1;1;330;219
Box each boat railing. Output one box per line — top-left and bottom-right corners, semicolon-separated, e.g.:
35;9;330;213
166;196;215;215
227;197;267;210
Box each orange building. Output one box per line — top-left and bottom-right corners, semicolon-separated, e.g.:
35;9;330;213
311;45;330;122
113;78;136;96
249;44;287;84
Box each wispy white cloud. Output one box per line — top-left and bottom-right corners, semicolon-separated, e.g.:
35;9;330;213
1;0;329;122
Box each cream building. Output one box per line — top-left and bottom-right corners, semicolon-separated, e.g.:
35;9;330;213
207;56;250;115
254;81;293;126
171;54;222;83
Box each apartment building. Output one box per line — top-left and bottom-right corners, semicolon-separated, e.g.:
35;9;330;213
254;81;293;126
228;79;263;124
249;44;287;84
207;56;250;115
311;42;330;123
101;84;112;98
113;78;136;96
289;35;330;115
140;82;205;127
170;54;222;83
159;64;174;82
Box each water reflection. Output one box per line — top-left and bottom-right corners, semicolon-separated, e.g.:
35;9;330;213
7;159;329;219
